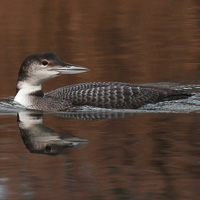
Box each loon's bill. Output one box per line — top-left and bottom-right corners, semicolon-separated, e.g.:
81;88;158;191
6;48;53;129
14;52;192;111
52;64;90;75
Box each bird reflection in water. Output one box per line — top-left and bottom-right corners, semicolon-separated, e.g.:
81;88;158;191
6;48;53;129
16;109;134;155
17;111;88;155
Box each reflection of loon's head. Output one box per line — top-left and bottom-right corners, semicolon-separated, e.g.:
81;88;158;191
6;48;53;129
16;52;90;90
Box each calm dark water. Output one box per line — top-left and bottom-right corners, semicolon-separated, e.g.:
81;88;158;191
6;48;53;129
0;1;200;200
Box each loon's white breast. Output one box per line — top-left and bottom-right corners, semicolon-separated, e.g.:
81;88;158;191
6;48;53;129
14;83;42;107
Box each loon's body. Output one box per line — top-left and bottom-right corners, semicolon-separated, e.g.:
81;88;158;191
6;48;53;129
14;53;191;111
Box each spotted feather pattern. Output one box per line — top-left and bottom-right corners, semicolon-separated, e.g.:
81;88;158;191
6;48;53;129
45;82;191;110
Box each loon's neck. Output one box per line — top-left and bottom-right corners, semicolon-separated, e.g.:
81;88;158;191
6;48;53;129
14;81;44;107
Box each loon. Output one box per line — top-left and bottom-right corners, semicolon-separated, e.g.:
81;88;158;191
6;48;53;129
14;52;191;111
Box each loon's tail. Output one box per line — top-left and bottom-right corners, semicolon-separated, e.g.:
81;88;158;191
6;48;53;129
164;90;193;101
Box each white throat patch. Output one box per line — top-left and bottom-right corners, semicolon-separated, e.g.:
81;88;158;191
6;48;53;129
14;82;42;107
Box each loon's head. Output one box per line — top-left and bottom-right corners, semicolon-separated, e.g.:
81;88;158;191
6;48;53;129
16;52;89;90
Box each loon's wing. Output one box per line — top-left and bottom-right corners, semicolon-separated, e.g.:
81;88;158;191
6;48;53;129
45;82;191;109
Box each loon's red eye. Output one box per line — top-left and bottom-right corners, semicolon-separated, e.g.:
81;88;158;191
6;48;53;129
42;60;48;66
